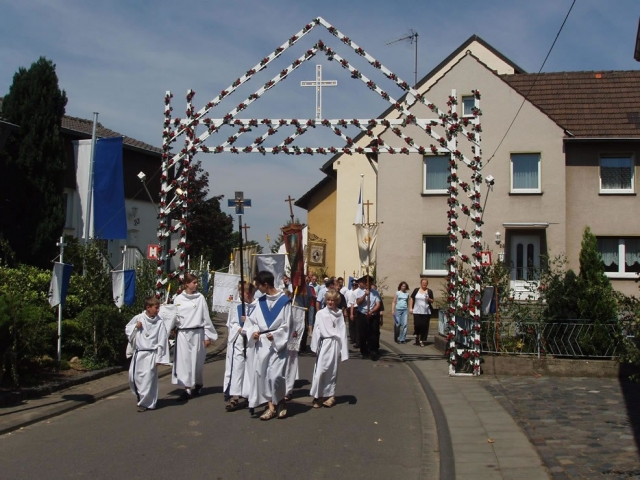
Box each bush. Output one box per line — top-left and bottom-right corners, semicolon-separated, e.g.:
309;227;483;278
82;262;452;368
76;305;127;368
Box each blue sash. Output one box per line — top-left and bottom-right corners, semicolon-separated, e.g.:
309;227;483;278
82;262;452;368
258;294;290;329
236;304;244;327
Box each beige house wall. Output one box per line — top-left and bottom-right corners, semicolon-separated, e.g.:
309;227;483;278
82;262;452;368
306;178;337;277
377;54;566;301
565;141;640;296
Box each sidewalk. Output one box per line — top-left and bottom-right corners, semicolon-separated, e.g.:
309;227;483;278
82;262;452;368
0;317;228;436
379;328;550;480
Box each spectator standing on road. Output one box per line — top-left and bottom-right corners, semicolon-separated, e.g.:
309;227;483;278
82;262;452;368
355;275;381;359
125;296;170;412
346;279;359;346
409;278;433;347
172;272;218;401
392;281;410;344
310;290;349;409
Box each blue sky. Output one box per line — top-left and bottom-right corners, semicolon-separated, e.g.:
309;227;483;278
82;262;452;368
2;0;639;250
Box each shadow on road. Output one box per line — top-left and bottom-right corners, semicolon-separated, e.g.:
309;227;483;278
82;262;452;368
61;393;96;403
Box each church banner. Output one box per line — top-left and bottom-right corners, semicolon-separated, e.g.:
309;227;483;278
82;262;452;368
212;272;240;313
281;223;305;288
255;253;286;289
232;245;257;281
356;224;378;271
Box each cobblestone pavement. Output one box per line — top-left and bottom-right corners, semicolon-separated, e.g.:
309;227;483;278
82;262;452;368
481;375;640;479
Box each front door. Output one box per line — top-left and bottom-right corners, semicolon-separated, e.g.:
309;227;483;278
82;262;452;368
510;234;541;299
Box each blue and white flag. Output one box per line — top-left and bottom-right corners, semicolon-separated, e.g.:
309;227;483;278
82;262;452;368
112;269;136;308
94;137;127;240
48;262;73;307
355;176;364;225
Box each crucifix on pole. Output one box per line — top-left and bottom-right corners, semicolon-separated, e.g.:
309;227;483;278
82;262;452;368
284;195;296;223
300;64;337;121
242;223;250;244
363;200;374;224
228;191;252;317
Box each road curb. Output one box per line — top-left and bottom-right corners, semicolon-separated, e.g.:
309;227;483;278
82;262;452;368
380;338;455;480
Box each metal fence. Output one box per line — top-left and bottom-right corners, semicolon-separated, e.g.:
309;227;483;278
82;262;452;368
482;320;621;358
438;312;622;358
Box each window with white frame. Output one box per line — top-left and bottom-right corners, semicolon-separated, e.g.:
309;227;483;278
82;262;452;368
511;153;541;193
423;154;449;194
599;155;634;193
461;95;475;117
597;237;640;276
423;235;449;274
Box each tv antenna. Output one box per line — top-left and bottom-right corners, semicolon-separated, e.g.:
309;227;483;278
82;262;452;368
386;29;418;87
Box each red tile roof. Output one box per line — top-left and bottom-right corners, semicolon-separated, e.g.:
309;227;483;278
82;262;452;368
61;115;161;153
502;70;640;138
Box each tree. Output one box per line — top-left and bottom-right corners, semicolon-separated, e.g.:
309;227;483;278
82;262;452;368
0;57;68;267
577;226;617;323
185;160;234;270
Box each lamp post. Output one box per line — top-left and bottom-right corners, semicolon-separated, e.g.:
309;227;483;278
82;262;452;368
228;192;252;319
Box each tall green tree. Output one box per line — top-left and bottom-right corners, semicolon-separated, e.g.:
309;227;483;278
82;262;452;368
0;57;68;267
577;226;617;323
186;160;234;270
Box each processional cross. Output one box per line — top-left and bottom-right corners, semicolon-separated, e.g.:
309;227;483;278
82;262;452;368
300;65;337;121
363;200;374;224
284;195;296;223
242;223;250;244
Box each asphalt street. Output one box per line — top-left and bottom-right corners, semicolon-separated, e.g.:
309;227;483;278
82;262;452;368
0;349;437;479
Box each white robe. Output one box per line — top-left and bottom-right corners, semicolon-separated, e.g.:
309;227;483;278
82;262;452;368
243;291;291;408
223;300;255;397
171;291;218;388
126;312;170;409
309;307;349;399
285;305;306;396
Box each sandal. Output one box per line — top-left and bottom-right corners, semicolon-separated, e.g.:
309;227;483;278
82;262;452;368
277;400;287;419
312;398;322;409
322;396;336;408
260;408;277;421
225;397;239;411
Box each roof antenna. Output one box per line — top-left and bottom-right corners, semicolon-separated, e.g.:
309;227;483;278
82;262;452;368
386;29;418;87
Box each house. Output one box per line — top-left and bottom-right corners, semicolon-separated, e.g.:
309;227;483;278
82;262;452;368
298;36;640;299
0;96;161;268
60;116;162;267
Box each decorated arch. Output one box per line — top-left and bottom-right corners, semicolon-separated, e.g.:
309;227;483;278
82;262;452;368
158;17;484;375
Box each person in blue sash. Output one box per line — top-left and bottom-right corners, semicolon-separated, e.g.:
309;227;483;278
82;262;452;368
243;270;292;420
223;281;256;412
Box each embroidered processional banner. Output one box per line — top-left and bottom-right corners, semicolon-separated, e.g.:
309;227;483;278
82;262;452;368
212;272;241;313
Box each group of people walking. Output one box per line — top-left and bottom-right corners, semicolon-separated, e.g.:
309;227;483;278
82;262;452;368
125;270;350;419
391;277;435;347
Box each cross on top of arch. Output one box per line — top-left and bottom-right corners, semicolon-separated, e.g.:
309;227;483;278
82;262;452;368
161;16;482;168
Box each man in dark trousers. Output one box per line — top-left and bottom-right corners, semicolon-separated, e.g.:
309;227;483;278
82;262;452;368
354;275;381;360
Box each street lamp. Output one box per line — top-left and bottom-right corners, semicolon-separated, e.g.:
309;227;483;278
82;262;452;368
137;171;159;215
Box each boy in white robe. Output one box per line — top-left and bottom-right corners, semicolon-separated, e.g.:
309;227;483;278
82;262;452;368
172;272;218;401
310;290;349;409
223;282;256;411
125;296;170;412
243;270;292;420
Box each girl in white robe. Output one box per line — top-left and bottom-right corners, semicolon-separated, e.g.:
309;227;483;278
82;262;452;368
310;290;349;408
125;297;170;411
172;272;218;400
243;270;291;420
223;282;256;411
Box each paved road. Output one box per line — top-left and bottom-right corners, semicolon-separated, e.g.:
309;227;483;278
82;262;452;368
481;375;640;479
0;349;437;479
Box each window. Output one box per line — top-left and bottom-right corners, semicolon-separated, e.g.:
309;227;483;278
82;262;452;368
600;155;634;193
511;153;541;193
423;235;449;274
597;237;640;277
461;95;475;117
423;155;449;194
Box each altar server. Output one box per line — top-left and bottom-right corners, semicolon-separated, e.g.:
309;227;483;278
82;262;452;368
172;272;218;401
243;270;292;420
310;289;349;409
125;296;170;412
223;282;256;411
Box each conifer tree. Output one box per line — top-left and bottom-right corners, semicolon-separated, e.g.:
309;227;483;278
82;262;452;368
0;57;68;267
577;226;617;323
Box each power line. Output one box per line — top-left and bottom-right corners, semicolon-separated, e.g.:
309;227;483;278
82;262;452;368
484;0;577;167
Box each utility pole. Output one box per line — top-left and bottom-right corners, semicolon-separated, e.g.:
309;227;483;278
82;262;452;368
56;235;67;370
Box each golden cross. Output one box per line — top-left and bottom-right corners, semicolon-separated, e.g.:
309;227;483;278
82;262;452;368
363;200;374;224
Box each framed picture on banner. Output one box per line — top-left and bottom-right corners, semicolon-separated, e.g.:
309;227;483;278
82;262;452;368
308;242;326;267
